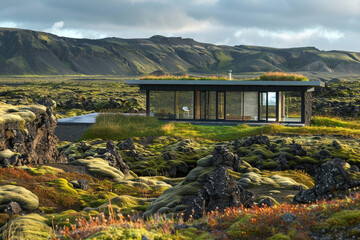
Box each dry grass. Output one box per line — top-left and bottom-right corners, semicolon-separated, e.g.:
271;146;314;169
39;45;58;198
140;74;228;80
258;72;309;81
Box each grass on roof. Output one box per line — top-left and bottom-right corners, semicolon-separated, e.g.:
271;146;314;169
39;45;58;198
139;74;227;80
257;72;309;81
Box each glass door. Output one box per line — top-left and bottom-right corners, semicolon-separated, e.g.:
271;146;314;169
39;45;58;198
259;92;277;122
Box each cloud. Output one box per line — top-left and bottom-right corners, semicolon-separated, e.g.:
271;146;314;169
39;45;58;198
45;21;106;39
0;0;359;50
234;27;345;47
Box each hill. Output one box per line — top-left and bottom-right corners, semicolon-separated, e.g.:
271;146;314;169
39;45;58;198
1;28;360;75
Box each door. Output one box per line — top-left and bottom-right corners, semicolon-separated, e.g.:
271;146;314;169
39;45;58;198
259;92;277;122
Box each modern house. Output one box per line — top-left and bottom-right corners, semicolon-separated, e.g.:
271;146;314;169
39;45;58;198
126;79;324;126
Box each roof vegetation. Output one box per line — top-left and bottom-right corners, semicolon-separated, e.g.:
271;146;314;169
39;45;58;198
140;74;227;80
257;72;309;81
140;72;309;81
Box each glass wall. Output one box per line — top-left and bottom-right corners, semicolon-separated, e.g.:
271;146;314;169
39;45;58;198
279;91;301;122
244;92;258;120
149;90;302;122
175;91;194;119
226;91;242;120
150;91;175;119
267;92;277;122
206;91;217;120
217;91;225;120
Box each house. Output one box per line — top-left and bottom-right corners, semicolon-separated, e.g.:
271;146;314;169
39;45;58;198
126;79;324;126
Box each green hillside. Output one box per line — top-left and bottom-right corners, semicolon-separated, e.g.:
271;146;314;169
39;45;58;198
1;28;360;75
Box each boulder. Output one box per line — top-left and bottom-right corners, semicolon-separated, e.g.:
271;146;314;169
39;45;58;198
4;201;22;214
241;135;270;147
117;138;135;150
293;159;360;203
0;185;39;212
145;146;253;220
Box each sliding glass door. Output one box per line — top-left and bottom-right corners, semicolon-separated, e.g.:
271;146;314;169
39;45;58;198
259;92;277;122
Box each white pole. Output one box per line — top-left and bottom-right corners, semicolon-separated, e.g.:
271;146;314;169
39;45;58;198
229;70;232;80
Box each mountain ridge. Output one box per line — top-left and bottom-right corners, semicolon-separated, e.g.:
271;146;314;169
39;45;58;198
0;28;360;75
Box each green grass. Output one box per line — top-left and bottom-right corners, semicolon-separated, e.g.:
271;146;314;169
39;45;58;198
82;114;360;141
311;117;360;129
81;114;166;140
258;72;309;81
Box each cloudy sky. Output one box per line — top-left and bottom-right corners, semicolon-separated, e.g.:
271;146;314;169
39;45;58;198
0;0;359;51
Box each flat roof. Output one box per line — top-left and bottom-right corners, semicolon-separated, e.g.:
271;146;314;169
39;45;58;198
126;79;325;87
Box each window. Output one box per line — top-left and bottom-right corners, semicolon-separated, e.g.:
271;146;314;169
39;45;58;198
226;91;242;120
150;91;175;119
243;92;258;120
279;91;301;122
175;91;194;119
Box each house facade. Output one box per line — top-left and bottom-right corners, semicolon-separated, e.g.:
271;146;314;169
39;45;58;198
126;80;324;126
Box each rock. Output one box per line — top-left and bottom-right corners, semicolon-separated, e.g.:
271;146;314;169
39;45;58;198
332;140;342;149
0;103;65;165
145;146;254;219
117;138;135;150
4;201;22;214
80;141;91;152
37;98;56;109
141;236;150;240
184;165;253;219
70;179;89;190
241;135;270;147
177;139;195;152
0;185;39;212
96;141;130;174
162;152;175;161
281;213;296;223
314;149;332;160
350;165;359;173
212;146;236;167
257;197;273;207
293;159;360;203
291;143;308;156
70;157;125;182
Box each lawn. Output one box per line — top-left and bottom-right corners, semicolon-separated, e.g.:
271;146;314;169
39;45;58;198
81;114;360;141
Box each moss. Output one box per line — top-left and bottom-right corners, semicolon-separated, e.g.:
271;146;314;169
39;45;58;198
266;233;291;240
226;215;252;238
0;214;52;240
71;157;125;182
95;195;153;215
320;210;360;230
179;227;214;240
0;185;39;211
19;165;64;176
51;178;78;195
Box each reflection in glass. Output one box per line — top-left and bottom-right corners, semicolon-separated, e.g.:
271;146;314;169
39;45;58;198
226;91;242;120
150;91;175;119
217;91;225;119
175;91;194;119
279;91;301;122
244;92;258;120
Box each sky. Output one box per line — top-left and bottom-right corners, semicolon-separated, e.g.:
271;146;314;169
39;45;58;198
0;0;359;51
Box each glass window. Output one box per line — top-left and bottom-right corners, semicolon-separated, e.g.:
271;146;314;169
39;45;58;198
150;91;175;119
244;92;258;121
217;91;225;120
175;91;194;119
268;92;277;122
226;91;242;120
279;91;301;122
207;91;217;120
